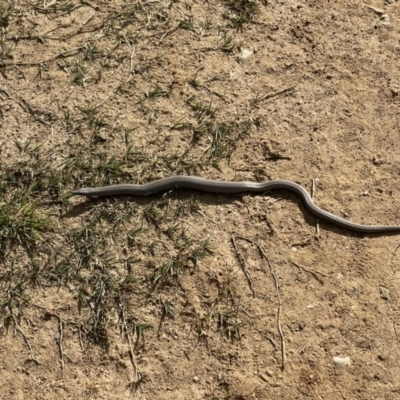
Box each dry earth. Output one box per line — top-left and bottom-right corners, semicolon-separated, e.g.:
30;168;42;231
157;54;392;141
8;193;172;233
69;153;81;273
1;0;400;399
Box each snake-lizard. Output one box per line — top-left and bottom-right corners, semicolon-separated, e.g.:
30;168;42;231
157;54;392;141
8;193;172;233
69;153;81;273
72;176;400;233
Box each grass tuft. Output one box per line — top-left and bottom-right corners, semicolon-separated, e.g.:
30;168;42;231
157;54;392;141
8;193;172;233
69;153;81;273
0;197;49;252
223;0;259;30
0;4;13;28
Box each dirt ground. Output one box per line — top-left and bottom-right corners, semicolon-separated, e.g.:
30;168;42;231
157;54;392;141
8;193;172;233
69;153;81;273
1;0;400;399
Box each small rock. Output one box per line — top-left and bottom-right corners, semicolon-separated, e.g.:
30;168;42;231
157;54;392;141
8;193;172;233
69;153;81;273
332;356;351;367
239;48;253;60
379;287;390;300
366;6;384;16
193;376;199;383
265;369;273;377
379;14;390;26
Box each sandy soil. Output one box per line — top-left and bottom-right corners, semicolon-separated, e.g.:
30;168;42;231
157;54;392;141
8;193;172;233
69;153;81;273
1;0;400;399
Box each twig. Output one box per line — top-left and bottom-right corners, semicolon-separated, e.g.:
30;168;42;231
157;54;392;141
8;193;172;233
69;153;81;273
311;179;316;198
266;253;286;371
13;316;33;351
14;95;56;125
234;235;286;370
12;316;42;365
21;0;81;15
78;325;86;351
119;301;140;388
231;236;255;297
9;25;64;41
197;84;226;100
158;23;180;43
129;45;136;78
54;315;65;369
267;336;278;348
0;46;84;67
56;12;96;40
157;298;168;338
290;260;327;285
391;243;400;267
30;305;65;368
195;210;219;226
252;86;296;105
293;342;309;358
234;300;254;318
8;12;96;41
31;304;87;356
393;321;398;340
290;238;312;248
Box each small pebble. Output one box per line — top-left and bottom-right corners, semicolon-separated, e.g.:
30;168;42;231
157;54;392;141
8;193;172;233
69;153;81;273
379;287;390;300
332;356;351;367
265;369;273;377
367;6;384;16
239;49;253;60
